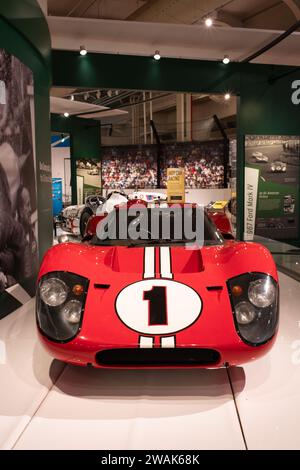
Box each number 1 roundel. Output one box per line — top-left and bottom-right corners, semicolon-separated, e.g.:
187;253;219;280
115;279;202;336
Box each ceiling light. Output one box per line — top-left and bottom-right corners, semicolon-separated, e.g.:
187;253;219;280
205;17;213;27
224;93;231;100
153;50;161;60
223;55;230;65
107;90;112;98
70;94;74;101
80;45;87;56
63;112;70;117
115;90;119;96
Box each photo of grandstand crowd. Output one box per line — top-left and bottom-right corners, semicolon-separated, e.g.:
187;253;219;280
102;146;157;189
160;141;225;189
101;141;225;189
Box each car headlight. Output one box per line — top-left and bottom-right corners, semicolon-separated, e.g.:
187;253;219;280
40;278;68;306
61;300;82;324
227;272;279;345
248;278;276;308
36;272;89;342
235;301;256;325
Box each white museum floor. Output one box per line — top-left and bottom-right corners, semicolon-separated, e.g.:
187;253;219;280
0;272;299;450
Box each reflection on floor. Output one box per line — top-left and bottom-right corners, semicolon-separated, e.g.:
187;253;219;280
0;272;299;449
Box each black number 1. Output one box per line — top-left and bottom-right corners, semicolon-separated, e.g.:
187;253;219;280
143;286;168;325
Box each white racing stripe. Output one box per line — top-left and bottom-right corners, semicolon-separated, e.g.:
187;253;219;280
161;336;176;348
139;336;154;348
143;246;155;278
159;246;173;279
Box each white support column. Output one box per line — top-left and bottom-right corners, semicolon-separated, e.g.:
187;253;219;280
143;92;147;144
185;93;192;141
149;92;153;144
176;94;185;142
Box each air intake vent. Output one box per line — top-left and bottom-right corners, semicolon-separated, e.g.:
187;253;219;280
96;348;220;367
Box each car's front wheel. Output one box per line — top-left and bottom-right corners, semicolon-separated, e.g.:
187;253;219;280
79;207;93;237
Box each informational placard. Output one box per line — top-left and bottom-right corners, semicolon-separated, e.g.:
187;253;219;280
245;135;300;240
167;168;185;203
244;167;259;240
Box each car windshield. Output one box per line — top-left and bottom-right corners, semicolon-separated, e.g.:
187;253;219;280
90;207;223;247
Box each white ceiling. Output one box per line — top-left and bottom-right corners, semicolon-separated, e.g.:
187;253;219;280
50;96;128;119
48;16;300;66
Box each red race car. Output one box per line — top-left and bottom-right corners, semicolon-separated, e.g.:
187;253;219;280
36;203;279;369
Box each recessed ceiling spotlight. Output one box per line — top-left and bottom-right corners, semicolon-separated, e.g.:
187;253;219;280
63;112;70;117
224;93;231;100
79;45;87;56
205;17;213;27
223;55;230;65
153;50;161;60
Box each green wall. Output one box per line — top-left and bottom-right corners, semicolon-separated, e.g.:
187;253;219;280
0;1;52;259
52;51;300;241
51;114;101;204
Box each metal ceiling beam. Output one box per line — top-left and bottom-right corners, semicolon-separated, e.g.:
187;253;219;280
66;0;87;17
126;0;232;24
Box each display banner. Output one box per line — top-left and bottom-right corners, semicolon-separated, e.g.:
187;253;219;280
76;158;101;200
161;140;225;189
244;167;259;241
0;49;38;316
102;145;157;189
167;168;185;203
245;136;300;240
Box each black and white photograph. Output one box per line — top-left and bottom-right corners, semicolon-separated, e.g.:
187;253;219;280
0;48;38;308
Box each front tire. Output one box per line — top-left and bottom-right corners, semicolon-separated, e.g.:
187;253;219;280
80;207;93;237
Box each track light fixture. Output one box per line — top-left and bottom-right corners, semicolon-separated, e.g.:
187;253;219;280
153;50;161;60
223;55;230;64
79;45;87;56
205;17;213;27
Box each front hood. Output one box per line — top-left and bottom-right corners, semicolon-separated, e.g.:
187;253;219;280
105;245;204;274
40;240;277;281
